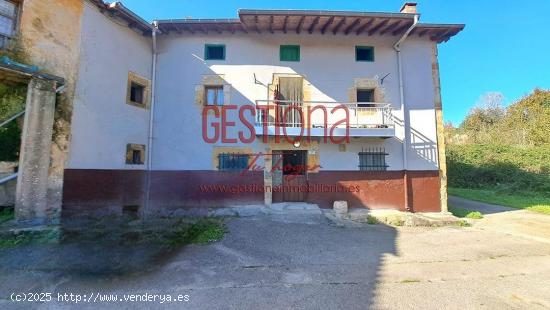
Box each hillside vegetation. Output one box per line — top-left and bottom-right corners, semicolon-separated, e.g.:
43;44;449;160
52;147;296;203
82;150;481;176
0;84;26;161
446;89;550;200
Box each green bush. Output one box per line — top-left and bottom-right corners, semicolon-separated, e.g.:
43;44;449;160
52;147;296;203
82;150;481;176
0;120;20;161
0;83;26;161
447;144;550;196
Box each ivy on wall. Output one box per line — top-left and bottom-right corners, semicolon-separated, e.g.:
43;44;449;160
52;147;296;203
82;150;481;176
0;83;27;161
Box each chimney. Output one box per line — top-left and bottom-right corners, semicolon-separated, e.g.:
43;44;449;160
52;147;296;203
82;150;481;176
400;2;417;14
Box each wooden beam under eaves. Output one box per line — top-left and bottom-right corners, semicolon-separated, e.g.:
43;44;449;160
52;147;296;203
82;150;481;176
254;15;261;33
296;15;305;34
282;15;289;33
392;22;411;36
379;20;401;35
344;18;360;35
431;29;453;42
368;19;389;36
320;16;334;34
418;28;430;37
355;18;374;35
332;17;346;35
308;16;320;34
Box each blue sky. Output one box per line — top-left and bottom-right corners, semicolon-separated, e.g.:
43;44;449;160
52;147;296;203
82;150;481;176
121;0;550;125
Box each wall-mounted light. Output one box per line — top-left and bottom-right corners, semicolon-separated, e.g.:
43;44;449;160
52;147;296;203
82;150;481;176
380;73;391;85
293;140;301;148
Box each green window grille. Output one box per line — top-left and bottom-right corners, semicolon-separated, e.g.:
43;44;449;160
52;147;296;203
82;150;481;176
280;45;300;62
205;44;225;60
355;46;375;62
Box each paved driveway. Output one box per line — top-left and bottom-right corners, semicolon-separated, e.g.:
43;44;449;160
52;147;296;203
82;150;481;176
1;212;550;309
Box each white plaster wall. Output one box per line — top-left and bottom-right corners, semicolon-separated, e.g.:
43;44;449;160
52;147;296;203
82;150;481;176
153;32;439;171
67;2;152;169
318;138;403;171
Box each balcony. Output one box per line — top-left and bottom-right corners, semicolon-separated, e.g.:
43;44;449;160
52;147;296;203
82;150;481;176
254;100;395;138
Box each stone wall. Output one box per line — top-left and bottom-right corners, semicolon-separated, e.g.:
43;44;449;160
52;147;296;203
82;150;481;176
17;0;85;215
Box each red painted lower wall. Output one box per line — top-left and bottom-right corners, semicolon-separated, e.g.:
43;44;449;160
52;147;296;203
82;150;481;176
62;169;440;216
305;171;440;212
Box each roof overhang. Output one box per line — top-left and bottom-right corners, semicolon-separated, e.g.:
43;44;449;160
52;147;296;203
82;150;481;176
89;0;155;35
412;23;465;43
0;62;64;86
157;9;464;43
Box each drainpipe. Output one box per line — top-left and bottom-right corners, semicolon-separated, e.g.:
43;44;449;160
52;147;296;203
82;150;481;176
144;22;159;218
148;22;159;172
393;14;419;212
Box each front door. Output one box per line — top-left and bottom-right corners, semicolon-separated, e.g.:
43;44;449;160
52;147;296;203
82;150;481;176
282;150;308;202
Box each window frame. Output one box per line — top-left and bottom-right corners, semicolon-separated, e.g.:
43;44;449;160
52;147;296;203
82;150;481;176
355;46;375;62
280;45;300;62
125;144;146;165
204;85;224;106
129;81;145;105
126;72;151;109
204;44;226;61
0;0;20;48
358;149;388;171
218;153;250;171
356;88;376;108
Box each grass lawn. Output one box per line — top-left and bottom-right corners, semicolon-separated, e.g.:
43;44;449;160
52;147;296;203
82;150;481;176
449;188;550;215
0;216;227;249
166;218;227;246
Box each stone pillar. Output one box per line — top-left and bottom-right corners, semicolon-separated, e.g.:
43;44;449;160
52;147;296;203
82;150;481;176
431;44;449;213
15;77;57;224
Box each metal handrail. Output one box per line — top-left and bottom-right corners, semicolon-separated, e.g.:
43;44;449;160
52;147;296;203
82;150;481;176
254;100;394;128
255;99;392;107
0;110;24;128
0;172;17;185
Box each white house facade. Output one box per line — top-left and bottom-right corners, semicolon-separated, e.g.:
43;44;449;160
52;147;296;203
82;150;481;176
62;1;464;216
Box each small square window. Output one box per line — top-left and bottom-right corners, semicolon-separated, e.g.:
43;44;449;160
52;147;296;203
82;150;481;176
130;82;145;105
280;45;300;62
205;86;224;106
357;89;375;107
126;144;145;165
356;46;374;62
205;44;225;60
126;72;150;109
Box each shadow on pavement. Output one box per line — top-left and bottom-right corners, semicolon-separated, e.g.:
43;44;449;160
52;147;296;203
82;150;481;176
0;214;398;309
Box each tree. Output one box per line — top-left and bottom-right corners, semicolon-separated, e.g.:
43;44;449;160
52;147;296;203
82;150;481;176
460;92;506;143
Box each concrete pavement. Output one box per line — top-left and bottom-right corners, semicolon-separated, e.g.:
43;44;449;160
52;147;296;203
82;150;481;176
0;211;549;309
449;196;515;214
450;195;550;244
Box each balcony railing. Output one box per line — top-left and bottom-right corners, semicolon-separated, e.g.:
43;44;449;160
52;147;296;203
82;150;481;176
254;100;395;137
255;100;394;127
